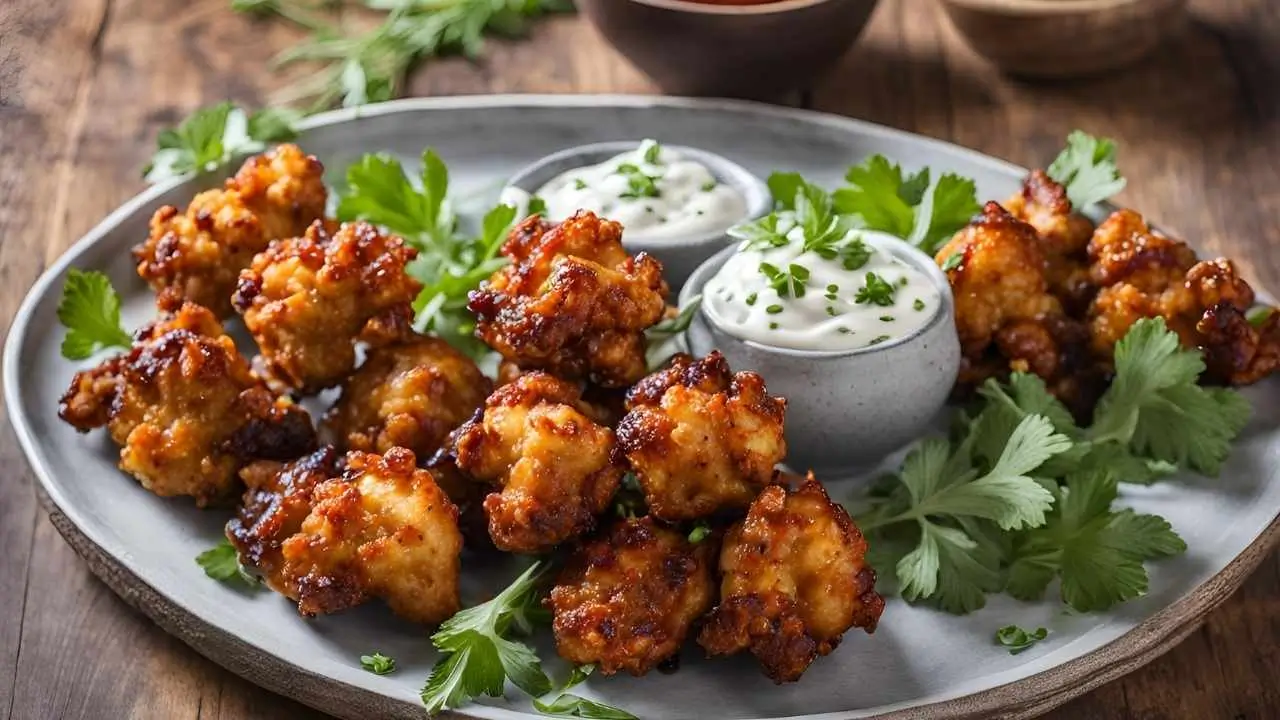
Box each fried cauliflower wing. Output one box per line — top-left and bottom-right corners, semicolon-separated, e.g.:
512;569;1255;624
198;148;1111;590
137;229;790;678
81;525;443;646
235;446;463;624
58;298;315;506
323;335;491;458
1086;209;1280;383
616;352;786;521
937;202;1101;414
698;477;883;683
233;221;422;393
468;212;668;388
548;517;715;676
450;372;623;553
1003;170;1097;314
134;144;326;316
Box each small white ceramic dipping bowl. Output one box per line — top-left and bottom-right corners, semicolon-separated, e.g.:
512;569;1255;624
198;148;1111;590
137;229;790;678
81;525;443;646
503;141;772;290
680;239;961;476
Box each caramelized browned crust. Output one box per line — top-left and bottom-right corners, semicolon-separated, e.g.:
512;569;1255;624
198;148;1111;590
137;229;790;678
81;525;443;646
1003;171;1097;314
1085;209;1280;383
229;446;341;597
133;144;326;317
233;221;422;393
57;298;315;506
548;517;715;676
616;352;786;521
266;447;463;624
936;203;1102;414
451;372;623;553
698;477;883;683
323;335;491;458
468;212;668;388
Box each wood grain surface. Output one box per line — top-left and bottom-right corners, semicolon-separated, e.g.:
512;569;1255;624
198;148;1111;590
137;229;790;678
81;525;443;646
1;1;1278;718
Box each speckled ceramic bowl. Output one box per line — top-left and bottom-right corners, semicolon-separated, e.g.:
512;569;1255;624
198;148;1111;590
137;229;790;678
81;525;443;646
504;141;772;290
680;239;961;475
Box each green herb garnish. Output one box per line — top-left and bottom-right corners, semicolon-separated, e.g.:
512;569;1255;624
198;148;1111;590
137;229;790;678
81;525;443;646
1047;131;1126;208
765;304;784;315
941;252;964;272
361;652;397;675
913;298;926;311
855;272;897;306
196;538;259;587
57;269;133;360
641;139;662;164
759;262;809;298
143;102;301;183
994;626;1048;655
833;155;979;254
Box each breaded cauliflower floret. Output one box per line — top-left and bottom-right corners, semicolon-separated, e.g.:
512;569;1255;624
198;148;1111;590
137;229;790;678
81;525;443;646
1086;209;1280;383
451;372;623;554
1003;170;1096;314
58;297;315;505
936;202;1101;414
468;212;668;388
323;335;491;458
134;144;326;316
247;447;463;624
616;351;786;521
698;477;883;683
232;221;422;393
548;517;715;676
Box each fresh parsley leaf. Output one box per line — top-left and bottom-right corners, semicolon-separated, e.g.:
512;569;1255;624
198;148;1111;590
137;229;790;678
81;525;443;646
640;139;662;164
759;262;809;298
422;562;553;714
995;625;1048;655
1090;318;1251;475
527;195;548;217
361;652;397;675
766;172;805;211
1046;130;1126;208
337;152;441;241
645;295;702;370
532;664;637;719
916;173;981;254
196;539;259;587
143;102;302;183
834;155;921;238
57;269;133;360
1007;469;1186;612
261;0;572;110
728;214;791;251
1247;305;1275;327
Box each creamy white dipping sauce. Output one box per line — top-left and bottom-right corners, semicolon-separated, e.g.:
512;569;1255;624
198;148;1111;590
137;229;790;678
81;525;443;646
703;227;941;352
502;140;748;240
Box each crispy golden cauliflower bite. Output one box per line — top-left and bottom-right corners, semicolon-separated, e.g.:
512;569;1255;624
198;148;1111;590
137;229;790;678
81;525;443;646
233;220;423;393
469;212;669;388
58;297;315;506
699;477;884;683
134;144;326;317
548;517;715;676
229;446;463;624
617;351;786;521
323;335;491;458
451;372;624;553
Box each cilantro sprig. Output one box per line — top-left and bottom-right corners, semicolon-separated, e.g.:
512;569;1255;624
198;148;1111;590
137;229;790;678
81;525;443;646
421;562;552;714
361;652;397;675
833;155;980;254
195;539;260;587
857;318;1249;614
533;664;638;719
57;269;133;360
994;626;1048;655
240;0;574;111
144;102;301;183
336;148;517;359
1046;131;1126;208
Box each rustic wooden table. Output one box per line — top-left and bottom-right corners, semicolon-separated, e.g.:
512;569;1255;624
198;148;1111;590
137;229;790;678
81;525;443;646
2;0;1278;718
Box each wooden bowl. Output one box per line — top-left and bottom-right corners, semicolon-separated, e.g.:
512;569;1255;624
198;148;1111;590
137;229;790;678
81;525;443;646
938;0;1189;79
577;0;881;98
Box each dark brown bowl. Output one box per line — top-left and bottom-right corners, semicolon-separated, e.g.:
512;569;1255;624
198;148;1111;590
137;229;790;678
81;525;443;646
578;0;881;98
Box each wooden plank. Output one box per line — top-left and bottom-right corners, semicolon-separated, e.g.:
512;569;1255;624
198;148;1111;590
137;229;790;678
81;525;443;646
0;0;114;716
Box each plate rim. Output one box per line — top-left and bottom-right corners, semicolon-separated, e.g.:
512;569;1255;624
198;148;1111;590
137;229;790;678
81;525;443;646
6;93;1278;720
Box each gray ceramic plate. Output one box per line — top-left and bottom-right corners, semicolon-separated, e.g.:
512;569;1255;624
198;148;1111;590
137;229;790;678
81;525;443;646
5;96;1279;720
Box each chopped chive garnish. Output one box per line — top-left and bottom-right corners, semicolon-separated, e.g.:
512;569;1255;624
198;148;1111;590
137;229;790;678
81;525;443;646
769;322;779;330
696;210;705;215
870;335;891;345
766;304;784;315
642;140;662;164
898;277;909;287
745;292;758;306
942;252;963;271
701;181;716;192
855;272;896;307
826;306;837;316
880;315;894;322
826;284;839;293
837;327;851;334
913;298;925;311
573;178;588;190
